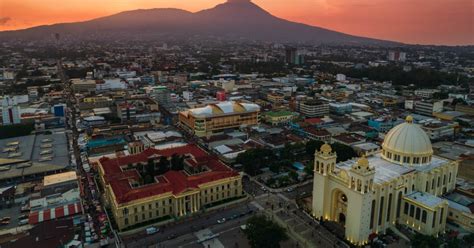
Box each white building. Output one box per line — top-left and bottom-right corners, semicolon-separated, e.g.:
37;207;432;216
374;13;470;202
312;116;458;245
1;96;21;125
336;74;347;82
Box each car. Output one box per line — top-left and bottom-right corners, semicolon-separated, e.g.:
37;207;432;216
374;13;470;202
286;187;294;192
18;219;29;226
0;217;11;222
217;218;226;224
229;214;239;220
0;220;10;226
18;214;29;220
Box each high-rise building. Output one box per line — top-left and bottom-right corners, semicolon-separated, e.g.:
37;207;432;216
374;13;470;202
2;96;21;125
285;46;304;65
388;51;407;62
312;116;458;245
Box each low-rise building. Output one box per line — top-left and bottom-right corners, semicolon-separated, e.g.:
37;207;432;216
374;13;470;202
179;101;260;137
97;145;243;231
264;111;296;126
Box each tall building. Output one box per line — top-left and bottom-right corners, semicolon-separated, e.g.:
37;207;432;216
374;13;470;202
388;51;407;62
179;101;260;137
285;46;304;65
298;100;329;118
2;96;21;125
312;116;458;245
97;145;243;231
413;100;444;116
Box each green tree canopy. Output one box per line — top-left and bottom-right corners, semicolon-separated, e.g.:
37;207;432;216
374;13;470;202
244;215;288;248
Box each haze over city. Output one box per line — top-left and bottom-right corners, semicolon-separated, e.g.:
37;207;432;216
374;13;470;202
0;0;472;45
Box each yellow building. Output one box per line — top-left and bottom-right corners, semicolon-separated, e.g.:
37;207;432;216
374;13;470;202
267;93;285;105
97;145;243;231
264;111;296;126
179;101;260;137
312;116;458;245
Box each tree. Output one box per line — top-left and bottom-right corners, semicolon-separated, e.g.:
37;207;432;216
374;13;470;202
463;233;474;246
146;159;156;177
244;216;288;248
236;148;275;176
157;156;169;174
170;154;185;171
332;143;357;162
410;233;442;248
305;140;324;157
289;171;299;182
304;162;314;176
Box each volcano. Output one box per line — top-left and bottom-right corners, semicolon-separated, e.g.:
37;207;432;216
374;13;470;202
0;0;397;45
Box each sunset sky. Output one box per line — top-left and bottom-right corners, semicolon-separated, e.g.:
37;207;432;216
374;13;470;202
0;0;472;45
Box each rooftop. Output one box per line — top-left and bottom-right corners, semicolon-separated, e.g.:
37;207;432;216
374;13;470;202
405;191;446;208
99;144;239;205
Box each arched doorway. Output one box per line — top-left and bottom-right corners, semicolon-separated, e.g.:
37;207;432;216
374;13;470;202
331;189;348;227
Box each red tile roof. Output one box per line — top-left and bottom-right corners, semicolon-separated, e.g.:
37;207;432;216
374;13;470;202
99;145;239;205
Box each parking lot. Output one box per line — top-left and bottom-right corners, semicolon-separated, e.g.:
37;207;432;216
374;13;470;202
0;204;26;230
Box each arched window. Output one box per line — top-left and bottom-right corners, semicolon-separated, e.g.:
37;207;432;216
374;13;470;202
387;194;392;222
396;192;403;218
370;200;376;229
378;196;385;225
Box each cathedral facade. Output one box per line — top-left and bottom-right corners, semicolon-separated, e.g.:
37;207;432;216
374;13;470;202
312;116;458;245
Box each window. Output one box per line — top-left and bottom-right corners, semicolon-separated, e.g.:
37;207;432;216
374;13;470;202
440;208;444;224
142;214;145;220
387;194;392;222
142;206;145;211
443;175;446;185
410;205;415;217
432;179;435;190
370;200;376;229
404;203;409;215
403;156;410;163
396;192;403;218
438;177;441;187
425;182;429;191
135;215;138;222
156;210;159;216
149;212;152;218
123;208;129;216
432;211;437;228
449;172;452;183
124;218;129;225
422;210;427;223
416;208;421;220
378;197;384;225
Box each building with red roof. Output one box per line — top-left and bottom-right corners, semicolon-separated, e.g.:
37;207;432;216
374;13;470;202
97;144;243;231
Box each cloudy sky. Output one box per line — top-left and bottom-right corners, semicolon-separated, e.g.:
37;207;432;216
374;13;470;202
0;0;472;45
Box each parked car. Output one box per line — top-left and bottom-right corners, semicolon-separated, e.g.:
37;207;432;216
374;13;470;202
217;218;226;224
19;219;29;226
0;217;11;222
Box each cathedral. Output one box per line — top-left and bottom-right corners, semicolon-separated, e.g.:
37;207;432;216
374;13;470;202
312;116;458;245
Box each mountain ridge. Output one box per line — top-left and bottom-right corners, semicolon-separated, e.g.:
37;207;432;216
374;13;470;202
0;0;399;45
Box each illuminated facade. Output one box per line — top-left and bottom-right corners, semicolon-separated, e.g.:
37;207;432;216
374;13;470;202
97;145;243;231
312;116;458;245
179;101;260;137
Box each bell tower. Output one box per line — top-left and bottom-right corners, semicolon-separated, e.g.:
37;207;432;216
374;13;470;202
312;143;337;219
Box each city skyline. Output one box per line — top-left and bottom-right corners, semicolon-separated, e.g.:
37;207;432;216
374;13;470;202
0;0;472;45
